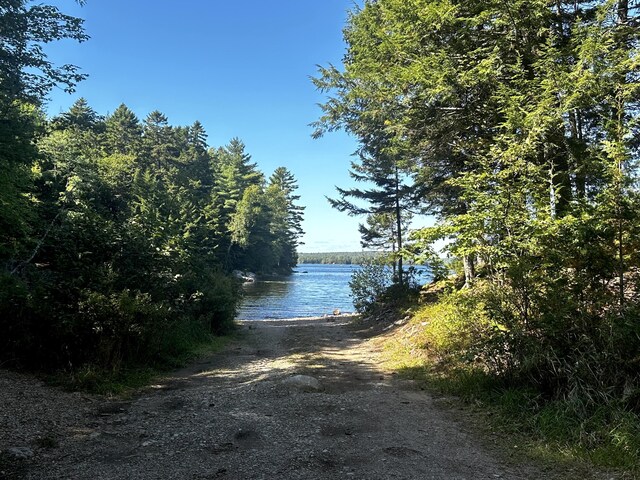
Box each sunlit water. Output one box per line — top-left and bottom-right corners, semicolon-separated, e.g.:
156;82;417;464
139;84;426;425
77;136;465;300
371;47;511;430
236;263;432;321
236;263;359;320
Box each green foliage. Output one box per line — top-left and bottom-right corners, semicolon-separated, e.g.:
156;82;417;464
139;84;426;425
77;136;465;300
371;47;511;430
0;92;305;374
349;262;393;312
321;1;640;471
410;290;494;365
406;227;450;282
104;103;142;155
76;289;168;369
52;332;232;395
0;0;88;104
322;140;416;285
387;290;640;472
267;167;305;272
0;1;304;376
318;0;640;400
0;102;40;261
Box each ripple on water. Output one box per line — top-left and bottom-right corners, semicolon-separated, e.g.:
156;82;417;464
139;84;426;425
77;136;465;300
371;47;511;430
236;264;358;321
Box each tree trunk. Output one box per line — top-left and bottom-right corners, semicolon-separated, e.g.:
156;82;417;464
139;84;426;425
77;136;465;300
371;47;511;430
569;110;586;198
394;165;403;287
542;124;573;218
618;0;628;25
552;130;573;217
619;213;625;308
391;242;397;280
615;0;629;308
463;254;475;287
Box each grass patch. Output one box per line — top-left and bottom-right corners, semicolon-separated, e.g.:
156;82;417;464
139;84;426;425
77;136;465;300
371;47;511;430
382;310;640;478
47;322;239;396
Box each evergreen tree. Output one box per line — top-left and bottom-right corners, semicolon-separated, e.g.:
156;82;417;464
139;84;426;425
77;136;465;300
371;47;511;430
142;110;178;169
209;138;264;267
104;104;143;156
358;211;411;279
326;147;416;286
52;97;103;132
268;167;305;271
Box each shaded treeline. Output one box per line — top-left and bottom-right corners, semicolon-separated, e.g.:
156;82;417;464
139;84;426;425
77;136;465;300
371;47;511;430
0;1;304;372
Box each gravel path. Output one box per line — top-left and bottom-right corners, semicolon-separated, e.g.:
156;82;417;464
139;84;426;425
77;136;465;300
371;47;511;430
0;317;606;479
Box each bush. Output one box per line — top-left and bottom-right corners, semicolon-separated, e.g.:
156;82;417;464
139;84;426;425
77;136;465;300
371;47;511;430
392;282;640;473
0;264;239;374
77;289;169;369
0;273;32;364
170;267;238;334
349;263;393;312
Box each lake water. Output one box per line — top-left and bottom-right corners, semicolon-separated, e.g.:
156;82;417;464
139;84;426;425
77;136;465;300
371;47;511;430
236;263;359;320
236;263;432;321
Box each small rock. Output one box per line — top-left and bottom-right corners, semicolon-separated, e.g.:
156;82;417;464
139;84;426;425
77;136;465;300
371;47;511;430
282;375;322;392
6;447;34;459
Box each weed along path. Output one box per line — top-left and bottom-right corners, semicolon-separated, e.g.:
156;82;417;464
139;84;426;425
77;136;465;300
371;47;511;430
3;318;586;479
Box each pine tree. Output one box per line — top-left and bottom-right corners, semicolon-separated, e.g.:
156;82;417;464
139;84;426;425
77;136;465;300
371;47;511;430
327;146;415;286
104;104;143;156
209;138;264;268
143;110;178;169
315;0;640;403
268;167;305;271
53;97;103;132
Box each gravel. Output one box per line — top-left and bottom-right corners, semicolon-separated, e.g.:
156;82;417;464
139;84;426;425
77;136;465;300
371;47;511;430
0;317;620;479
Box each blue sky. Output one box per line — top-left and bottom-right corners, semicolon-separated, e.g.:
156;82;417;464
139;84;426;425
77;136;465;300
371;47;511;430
43;0;395;252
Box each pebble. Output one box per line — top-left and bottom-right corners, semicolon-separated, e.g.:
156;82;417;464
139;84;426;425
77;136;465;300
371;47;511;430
282;374;322;392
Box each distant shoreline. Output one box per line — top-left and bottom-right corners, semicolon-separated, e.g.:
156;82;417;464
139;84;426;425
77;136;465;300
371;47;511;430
297;251;386;265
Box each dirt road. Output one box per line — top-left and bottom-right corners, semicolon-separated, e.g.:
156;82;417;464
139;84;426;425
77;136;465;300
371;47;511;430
1;317;590;479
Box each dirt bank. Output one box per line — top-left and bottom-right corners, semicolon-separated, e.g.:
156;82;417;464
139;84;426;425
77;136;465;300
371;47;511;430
0;317;613;479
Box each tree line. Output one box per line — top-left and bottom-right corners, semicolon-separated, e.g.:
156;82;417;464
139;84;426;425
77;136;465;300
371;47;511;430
0;1;304;372
297;251;379;265
316;0;640;416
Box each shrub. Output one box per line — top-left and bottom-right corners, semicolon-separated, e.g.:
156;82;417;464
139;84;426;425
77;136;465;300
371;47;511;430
349;262;393;312
77;289;172;369
170;267;238;334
